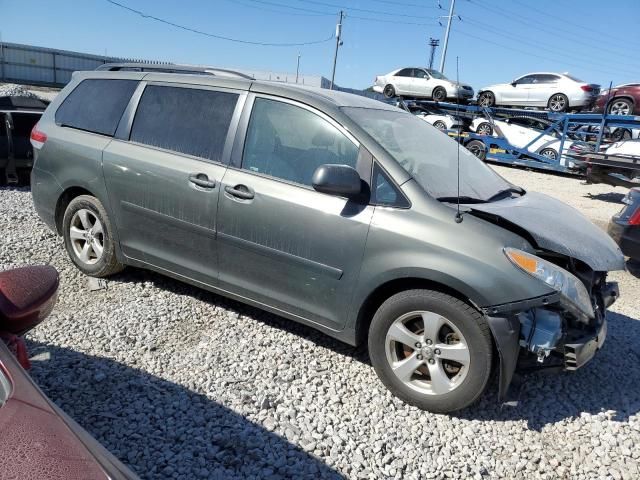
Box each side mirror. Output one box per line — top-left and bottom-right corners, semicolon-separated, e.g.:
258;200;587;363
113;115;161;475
511;81;517;87
312;164;362;198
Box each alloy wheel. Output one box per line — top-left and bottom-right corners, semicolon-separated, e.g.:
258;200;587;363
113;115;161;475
69;209;105;265
610;100;631;115
477;123;492;136
384;311;470;395
549;94;567;112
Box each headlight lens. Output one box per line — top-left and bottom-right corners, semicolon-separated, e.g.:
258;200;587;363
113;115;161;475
505;248;594;319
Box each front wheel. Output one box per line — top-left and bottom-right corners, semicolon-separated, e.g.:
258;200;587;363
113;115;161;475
383;84;396;98
433;120;447;131
62;195;124;277
368;290;493;413
608;98;633;115
539;148;558;160
465;139;487;161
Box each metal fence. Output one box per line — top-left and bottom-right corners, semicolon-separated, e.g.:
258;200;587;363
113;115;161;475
0;42;162;87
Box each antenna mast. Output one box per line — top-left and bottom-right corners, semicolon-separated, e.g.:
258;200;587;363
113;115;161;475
455;56;463;223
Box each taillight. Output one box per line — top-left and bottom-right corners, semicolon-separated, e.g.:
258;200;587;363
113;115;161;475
580;85;593;92
629;207;640;225
30;124;47;150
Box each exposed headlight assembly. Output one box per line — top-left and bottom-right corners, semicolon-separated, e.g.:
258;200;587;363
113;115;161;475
505;248;594;320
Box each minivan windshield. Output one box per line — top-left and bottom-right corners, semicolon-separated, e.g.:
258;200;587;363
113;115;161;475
343;107;516;202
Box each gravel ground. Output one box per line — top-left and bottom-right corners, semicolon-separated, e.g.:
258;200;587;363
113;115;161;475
1;166;639;480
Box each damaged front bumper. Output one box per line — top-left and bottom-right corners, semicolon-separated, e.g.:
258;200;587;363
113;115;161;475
484;281;618;401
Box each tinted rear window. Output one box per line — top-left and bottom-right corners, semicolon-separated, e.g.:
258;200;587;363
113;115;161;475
55;79;138;136
130;85;238;162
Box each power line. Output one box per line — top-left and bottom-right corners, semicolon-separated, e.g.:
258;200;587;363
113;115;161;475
467;0;634;61
105;0;335;46
238;0;439;26
293;0;437;19
511;0;640;47
228;0;333;17
369;0;442;9
462;17;640;77
454;28;629;80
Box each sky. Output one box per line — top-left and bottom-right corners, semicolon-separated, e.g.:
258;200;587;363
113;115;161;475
2;0;640;90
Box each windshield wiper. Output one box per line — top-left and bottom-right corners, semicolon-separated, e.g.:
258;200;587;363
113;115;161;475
436;196;487;204
486;187;525;202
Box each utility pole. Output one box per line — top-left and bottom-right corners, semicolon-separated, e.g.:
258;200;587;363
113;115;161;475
428;38;439;70
296;53;301;84
330;10;343;90
439;0;456;74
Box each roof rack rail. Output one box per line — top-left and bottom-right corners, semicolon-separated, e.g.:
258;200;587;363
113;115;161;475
95;63;254;79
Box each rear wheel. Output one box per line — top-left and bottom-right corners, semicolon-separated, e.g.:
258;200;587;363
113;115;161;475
383;84;396;98
478;91;495;107
610;128;632;142
432;87;447;102
62;195;124;277
465;139;487;161
548;93;569;112
539;148;558;160
608;98;633;115
433;120;447;131
368;290;493;413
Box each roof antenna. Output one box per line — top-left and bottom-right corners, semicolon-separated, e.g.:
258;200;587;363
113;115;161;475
454;56;463;224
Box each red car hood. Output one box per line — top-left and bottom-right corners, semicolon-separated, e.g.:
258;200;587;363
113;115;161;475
0;341;138;480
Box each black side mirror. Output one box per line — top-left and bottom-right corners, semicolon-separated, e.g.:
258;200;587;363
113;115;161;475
511;81;517;87
312;164;362;198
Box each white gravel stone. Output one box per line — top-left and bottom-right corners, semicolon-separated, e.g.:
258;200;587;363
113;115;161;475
1;165;639;479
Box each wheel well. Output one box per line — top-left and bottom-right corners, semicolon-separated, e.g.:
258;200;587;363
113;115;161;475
54;186;94;235
355;278;475;346
609;95;635;106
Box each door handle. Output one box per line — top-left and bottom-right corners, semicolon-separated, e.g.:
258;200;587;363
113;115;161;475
189;173;216;189
224;184;254;200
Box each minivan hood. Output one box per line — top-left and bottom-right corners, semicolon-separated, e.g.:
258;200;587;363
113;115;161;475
467;192;626;271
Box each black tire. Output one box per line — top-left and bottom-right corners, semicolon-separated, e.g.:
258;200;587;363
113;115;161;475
608;98;634;116
478;91;495;107
368;289;493;413
383;84;396;99
539;148;558;160
476;122;493;136
465;139;487;161
610;128;632;142
432;87;447;102
433;120;447;131
62;195;124;277
547;93;569;112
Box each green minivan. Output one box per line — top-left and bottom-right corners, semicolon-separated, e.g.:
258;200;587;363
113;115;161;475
30;71;623;412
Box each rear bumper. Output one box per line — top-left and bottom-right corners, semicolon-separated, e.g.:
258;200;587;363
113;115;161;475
608;220;640;260
30;166;62;233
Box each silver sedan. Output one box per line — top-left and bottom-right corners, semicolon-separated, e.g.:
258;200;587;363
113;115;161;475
478;73;600;112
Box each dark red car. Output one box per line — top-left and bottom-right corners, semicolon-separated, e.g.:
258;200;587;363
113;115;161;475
0;265;138;480
594;83;640;115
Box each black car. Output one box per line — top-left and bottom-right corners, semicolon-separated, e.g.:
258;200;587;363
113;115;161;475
1;95;47;184
608;188;640;260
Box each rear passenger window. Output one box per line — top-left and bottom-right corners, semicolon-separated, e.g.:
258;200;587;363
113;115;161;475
242;98;359;186
130;85;238;162
55;79;138;136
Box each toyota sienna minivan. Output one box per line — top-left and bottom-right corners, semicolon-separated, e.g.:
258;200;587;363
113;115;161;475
30;71;624;412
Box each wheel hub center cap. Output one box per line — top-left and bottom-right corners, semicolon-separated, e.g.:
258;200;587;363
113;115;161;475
421;346;434;359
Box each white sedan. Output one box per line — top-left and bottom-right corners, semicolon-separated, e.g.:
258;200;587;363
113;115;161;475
470;117;578;160
415;112;463;131
604;139;640;157
477;73;600;112
373;67;474;101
